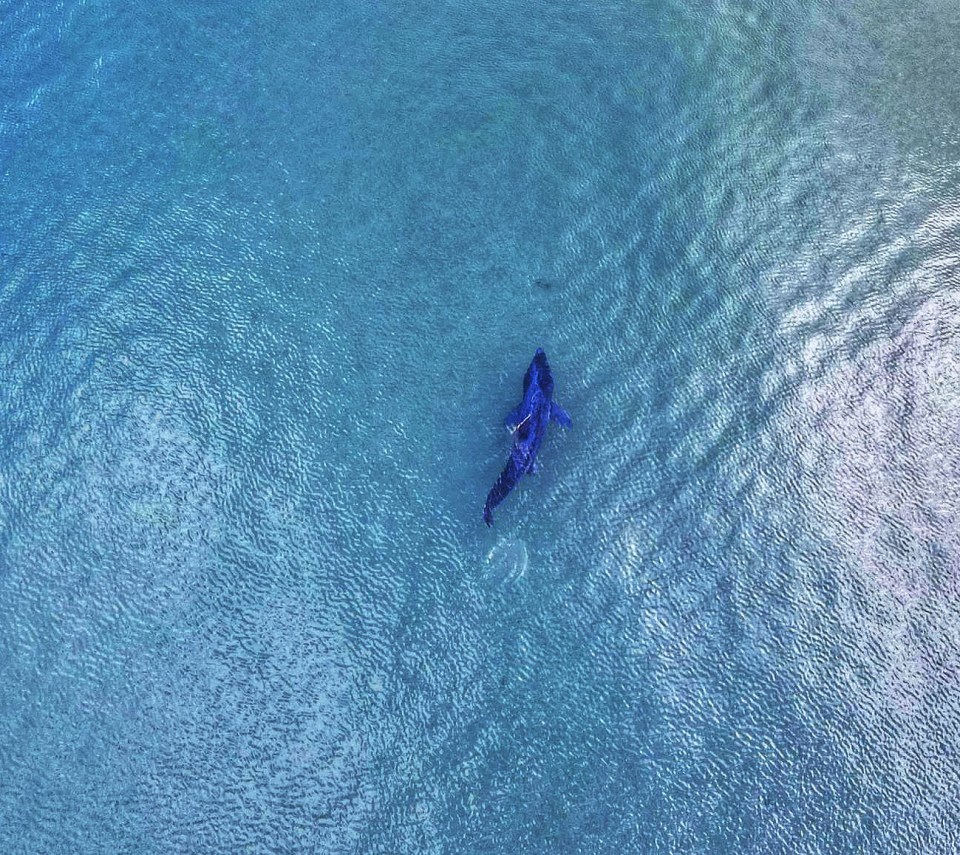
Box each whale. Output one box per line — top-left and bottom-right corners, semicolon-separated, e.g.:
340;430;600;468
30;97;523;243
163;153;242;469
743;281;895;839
483;348;571;526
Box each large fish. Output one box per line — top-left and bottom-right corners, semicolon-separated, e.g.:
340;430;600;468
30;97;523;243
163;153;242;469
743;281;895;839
483;348;571;526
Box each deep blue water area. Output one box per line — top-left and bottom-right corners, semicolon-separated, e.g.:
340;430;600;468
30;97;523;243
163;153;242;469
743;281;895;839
3;0;960;851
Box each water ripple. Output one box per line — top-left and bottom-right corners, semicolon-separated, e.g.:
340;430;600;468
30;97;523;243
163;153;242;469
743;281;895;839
3;0;960;851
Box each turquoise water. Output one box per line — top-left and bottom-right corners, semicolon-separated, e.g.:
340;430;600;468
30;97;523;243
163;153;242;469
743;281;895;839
3;0;960;851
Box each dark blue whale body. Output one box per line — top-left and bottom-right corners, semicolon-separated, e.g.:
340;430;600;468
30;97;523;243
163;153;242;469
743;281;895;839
483;348;571;526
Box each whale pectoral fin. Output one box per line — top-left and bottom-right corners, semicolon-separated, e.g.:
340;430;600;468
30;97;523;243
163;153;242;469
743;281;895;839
505;404;524;429
551;403;572;428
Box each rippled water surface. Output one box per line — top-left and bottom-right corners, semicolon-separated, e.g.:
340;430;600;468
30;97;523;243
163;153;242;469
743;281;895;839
3;0;960;851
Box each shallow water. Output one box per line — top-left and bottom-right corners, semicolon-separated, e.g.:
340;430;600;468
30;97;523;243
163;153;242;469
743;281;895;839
2;0;960;851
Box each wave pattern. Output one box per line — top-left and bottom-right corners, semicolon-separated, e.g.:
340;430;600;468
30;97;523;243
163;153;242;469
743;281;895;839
2;0;960;851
